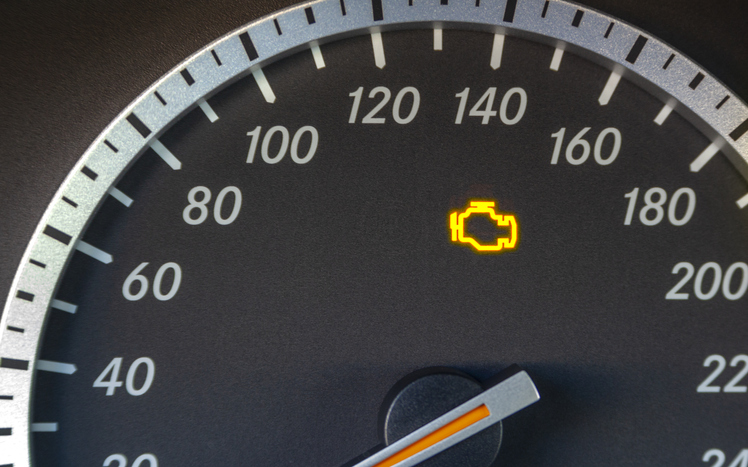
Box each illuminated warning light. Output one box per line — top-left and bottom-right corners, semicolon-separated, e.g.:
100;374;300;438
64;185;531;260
449;201;518;252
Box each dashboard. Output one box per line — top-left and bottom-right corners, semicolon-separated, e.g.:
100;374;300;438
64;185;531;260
2;1;748;309
1;1;746;289
1;0;747;465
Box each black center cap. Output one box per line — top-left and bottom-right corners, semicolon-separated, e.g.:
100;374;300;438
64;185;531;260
379;368;503;467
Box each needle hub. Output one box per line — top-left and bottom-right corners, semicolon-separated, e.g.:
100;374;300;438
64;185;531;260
380;368;503;467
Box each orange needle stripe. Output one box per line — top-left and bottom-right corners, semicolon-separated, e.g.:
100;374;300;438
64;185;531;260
373;404;491;467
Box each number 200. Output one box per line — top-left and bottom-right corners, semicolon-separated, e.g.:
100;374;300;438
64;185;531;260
666;262;748;301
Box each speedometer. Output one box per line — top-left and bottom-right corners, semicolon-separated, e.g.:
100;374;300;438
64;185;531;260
1;0;748;466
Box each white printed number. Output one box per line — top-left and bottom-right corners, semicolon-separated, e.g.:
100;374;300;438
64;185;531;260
624;187;696;226
454;87;527;125
666;262;748;301
549;127;621;165
94;357;155;396
703;449;748;467
183;186;243;225
697;355;748;393
122;262;182;301
104;454;158;467
348;86;421;124
246;126;319;164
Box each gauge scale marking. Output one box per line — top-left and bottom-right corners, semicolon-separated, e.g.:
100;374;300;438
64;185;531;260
1;0;748;466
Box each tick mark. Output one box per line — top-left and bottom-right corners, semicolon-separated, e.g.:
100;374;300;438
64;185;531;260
310;43;326;68
154;91;167;105
0;395;13;400
572;10;584;27
197;98;219;122
541;1;549;18
625;35;647;64
31;423;58;433
729;118;748;141
0;358;29;371
37;360;77;375
51;299;78;314
433;28;443;51
340;0;347;15
550;47;564;71
180;69;195;86
604;22;614;38
43;225;72;246
0;428;11;436
108;187;134;207
126;113;151;138
737;193;748;209
598;70;621;106
716;96;730;109
689;72;705;90
29;259;46;268
503;0;517;22
252;69;277;103
663;54;675;69
371;32;386;68
7;326;24;333
305;7;316;24
490;34;505;69
654;102;674;126
81;166;98;181
273;19;282;35
211;50;222;66
149;139;182;170
690;142;720;172
239;32;259;61
16;290;34;302
372;0;384;21
104;139;119;153
61;196;78;208
75;240;113;264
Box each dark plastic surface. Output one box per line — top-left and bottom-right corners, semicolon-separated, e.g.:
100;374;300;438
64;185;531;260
1;0;747;312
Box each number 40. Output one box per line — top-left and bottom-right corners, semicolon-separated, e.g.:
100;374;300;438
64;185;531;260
93;357;155;396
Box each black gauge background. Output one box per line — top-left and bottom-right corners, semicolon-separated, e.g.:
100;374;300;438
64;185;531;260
2;0;748;321
1;0;748;464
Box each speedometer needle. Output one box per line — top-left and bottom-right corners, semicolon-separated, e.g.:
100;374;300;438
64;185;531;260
350;368;540;467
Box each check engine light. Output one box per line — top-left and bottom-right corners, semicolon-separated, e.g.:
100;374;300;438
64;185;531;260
449;201;518;252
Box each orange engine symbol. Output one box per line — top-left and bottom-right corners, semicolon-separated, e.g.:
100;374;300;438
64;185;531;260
449;201;518;252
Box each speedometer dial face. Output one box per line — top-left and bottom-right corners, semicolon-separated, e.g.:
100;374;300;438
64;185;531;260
2;0;748;466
